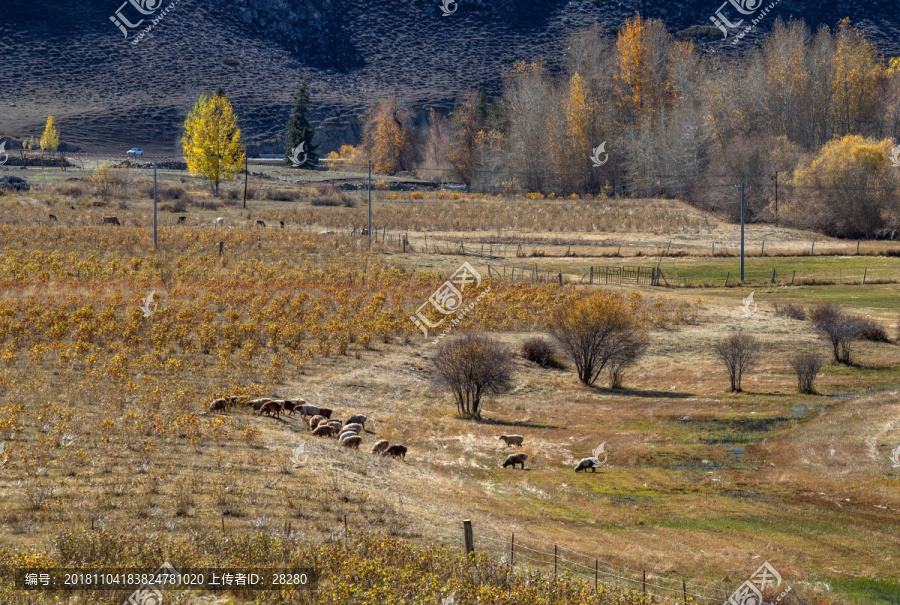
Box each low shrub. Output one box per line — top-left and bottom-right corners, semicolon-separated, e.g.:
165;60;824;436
521;337;564;369
775;303;807;320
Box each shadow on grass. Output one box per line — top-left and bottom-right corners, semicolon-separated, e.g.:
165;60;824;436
477;417;562;429
598;387;694;399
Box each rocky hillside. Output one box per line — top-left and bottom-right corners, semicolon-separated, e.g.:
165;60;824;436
1;0;899;155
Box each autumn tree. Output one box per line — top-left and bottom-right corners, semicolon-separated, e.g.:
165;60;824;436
182;90;245;195
787;135;900;237
361;95;417;175
549;291;647;387
447;91;489;187
284;78;319;168
40;115;59;168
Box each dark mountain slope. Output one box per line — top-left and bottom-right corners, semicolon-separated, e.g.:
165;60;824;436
1;1;898;154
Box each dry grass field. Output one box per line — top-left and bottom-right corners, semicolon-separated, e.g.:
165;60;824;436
0;165;898;604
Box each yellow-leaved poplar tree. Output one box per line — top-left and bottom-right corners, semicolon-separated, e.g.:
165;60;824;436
558;71;599;190
183;90;245;195
40;116;59;153
830;18;883;136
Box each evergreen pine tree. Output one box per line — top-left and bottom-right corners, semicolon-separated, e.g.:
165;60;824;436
285;78;318;168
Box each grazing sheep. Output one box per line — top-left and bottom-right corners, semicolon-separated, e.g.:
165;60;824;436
372;440;389;455
298;404;320;417
498;435;524;447
215;217;224;229
247;398;272;411
318;407;333;419
575;458;601;473
102;216;121;225
177;216;187;224
338;431;358;443
342;423;363;434
326;420;343;433
256;220;266;228
341;435;362;449
282;400;298;415
259;401;283;417
48;213;58;223
502;453;528;469
308;415;324;430
279;220;285;228
383;445;408;460
346;414;367;427
209;397;228;413
312;424;335;438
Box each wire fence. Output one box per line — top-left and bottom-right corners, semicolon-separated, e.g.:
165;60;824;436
472;525;729;604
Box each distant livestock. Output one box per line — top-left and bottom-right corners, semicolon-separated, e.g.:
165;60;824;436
256;220;266;228
279;220;285;228
102;216;121;225
318;407;334;419
338;430;358;443
259;400;283;417
281;400;298;415
383;444;407;460
215;217;224;229
346;414;367;428
312;424;335;438
177;216;187;224
342;423;363;435
326;420;343;433
498;435;524;447
341;435;362;449
298;404;320;417
247;398;271;411
575;458;601;473
48;214;58;223
208;396;236;414
502;453;528;469
371;440;389;455
308;415;324;430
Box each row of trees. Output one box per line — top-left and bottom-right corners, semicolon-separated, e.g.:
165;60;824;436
353;16;900;238
433;294;886;419
15;115;61;168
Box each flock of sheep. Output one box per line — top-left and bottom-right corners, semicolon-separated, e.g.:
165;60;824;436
207;396;408;460
498;434;605;473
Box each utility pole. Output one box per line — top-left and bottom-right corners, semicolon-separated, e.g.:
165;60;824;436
367;160;373;249
740;182;745;282
153;162;158;249
243;152;249;209
772;171;778;227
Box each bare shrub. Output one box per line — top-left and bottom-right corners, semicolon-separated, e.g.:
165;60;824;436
521;337;564;369
432;333;514;420
775;303;807;320
310;184;355;207
549;291;646;387
713;331;761;392
29;485;55;510
811;303;865;364
608;331;649;389
858;317;890;343
173;482;194;517
264;189;300;202
790;352;825;394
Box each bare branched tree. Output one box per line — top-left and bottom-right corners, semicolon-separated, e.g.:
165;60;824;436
811;303;865;364
432;334;513;420
713;331;760;393
790;352;825;394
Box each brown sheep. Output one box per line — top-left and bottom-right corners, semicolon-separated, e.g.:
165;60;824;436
341;435;362;449
502;453;528;469
309;415;324;430
371;440;389;455
209;398;228;414
247;398;271;410
338;430;358;443
498;435;524;447
383;445;407;460
259;401;283;417
282;400;298;415
312;424;335;438
326;420;343;433
318;407;333;420
256;220;266;228
102;216;121;225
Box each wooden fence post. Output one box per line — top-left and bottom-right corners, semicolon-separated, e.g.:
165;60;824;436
863;267;867;285
771;268;776;283
463;520;474;556
554;544;557;578
724;272;729;287
218;241;224;257
791;270;796;285
511;533;515;566
711;243;715;257
558;272;563;286
683;579;687;604
811;241;815;255
595;559;598;591
761;239;765;256
643;570;646;595
590;266;593;285
856;240;860;255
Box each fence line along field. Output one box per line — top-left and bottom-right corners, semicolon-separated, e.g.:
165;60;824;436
0;165;899;605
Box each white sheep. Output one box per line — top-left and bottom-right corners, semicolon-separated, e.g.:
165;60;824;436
342;423;363;434
346;414;367;427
